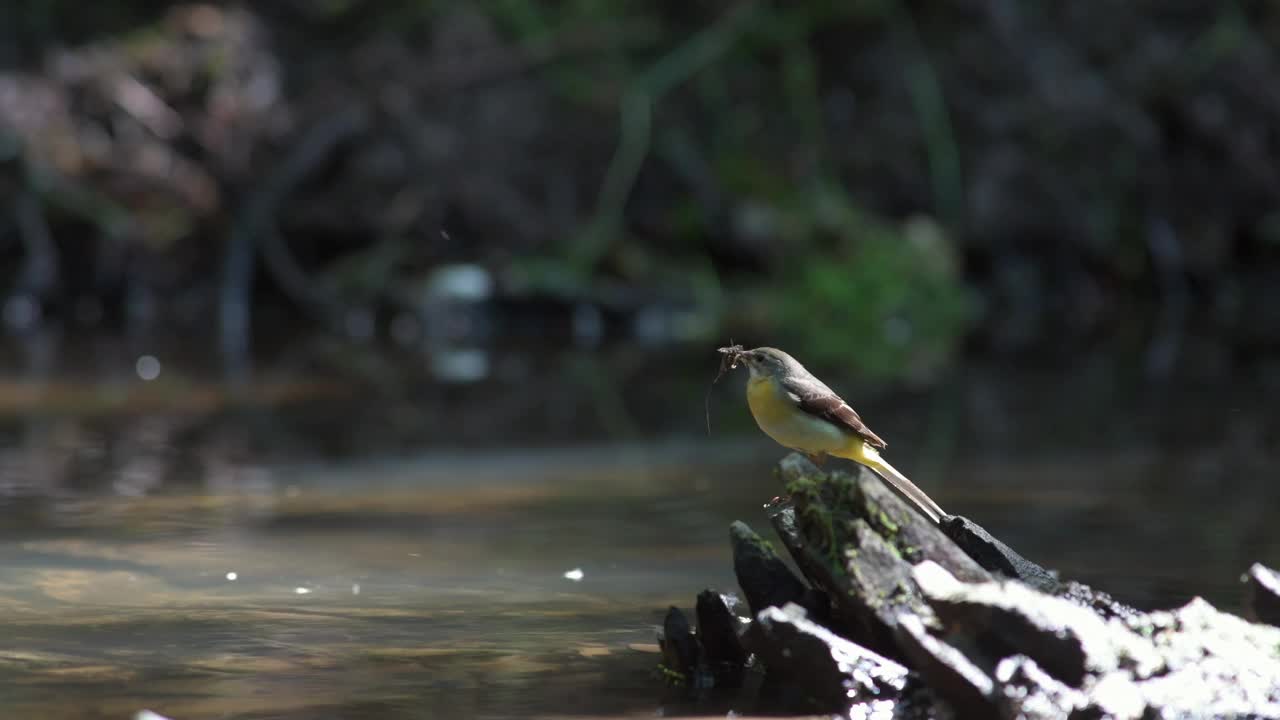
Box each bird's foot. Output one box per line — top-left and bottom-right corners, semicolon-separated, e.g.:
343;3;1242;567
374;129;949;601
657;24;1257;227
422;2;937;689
804;452;827;467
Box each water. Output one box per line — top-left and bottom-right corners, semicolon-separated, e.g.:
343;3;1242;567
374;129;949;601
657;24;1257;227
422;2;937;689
0;332;1275;719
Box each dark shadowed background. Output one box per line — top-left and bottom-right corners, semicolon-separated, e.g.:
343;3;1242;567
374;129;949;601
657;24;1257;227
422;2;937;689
0;2;1277;718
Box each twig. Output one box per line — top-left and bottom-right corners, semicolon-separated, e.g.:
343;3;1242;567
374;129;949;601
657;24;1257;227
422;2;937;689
573;1;760;275
219;106;370;376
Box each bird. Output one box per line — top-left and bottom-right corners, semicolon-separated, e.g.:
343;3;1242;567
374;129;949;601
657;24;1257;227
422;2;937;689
719;345;946;523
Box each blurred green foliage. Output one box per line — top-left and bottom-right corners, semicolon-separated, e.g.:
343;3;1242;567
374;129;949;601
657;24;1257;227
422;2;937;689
768;185;974;380
487;0;975;375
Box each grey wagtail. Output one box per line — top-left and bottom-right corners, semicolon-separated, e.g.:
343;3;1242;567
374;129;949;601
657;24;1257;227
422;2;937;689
719;345;946;523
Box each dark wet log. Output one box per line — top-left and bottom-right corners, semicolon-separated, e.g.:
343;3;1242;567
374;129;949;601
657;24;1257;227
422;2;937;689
765;500;865;640
763;502;842;626
729;520;808;617
840;519;936;659
778;454;991;584
657;606;698;683
764;501;830;600
748;602;909;712
990;655;1085;720
695;590;747;687
1057;580;1141;622
845;466;990;583
663;453;1280;719
942;504;1139;620
771;454;985;657
894;614;996;718
940;514;1059;591
780;453;1136;622
762;502;835;626
1244;563;1280;627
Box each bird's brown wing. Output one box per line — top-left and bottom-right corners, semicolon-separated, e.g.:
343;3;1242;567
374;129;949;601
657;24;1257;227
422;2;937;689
781;375;888;449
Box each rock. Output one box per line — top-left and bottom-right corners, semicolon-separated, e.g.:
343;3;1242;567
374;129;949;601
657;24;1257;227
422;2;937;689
773;454;990;655
913;562;1160;687
940;514;1060;591
992;627;1280;720
1124;598;1280;718
1056;580;1142;622
730;520;808;617
1243;563;1280;627
941;514;1142;621
695;590;747;687
657;606;698;684
894;613;996;718
765;501;843;622
917;562;1280;719
765;500;831;596
849;466;991;584
661;454;1280;719
764;501;835;626
770;494;907;653
778;454;990;582
843;519;937;657
991;655;1087;719
749;602;909;713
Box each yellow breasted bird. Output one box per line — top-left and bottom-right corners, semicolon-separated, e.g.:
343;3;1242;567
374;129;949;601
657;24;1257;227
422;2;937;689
719;345;946;523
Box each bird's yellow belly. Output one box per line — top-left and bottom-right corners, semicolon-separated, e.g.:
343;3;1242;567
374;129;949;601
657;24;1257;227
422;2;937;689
746;377;850;454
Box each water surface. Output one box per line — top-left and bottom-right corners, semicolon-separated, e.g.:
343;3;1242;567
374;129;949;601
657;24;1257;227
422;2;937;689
0;333;1275;719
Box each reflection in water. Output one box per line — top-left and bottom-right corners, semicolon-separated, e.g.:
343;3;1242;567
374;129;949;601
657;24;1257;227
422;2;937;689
429;347;490;384
0;332;1275;718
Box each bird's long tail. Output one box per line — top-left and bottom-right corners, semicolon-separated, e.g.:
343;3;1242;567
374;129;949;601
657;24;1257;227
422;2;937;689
859;449;945;524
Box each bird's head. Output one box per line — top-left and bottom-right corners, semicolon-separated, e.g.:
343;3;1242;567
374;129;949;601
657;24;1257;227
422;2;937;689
718;345;798;379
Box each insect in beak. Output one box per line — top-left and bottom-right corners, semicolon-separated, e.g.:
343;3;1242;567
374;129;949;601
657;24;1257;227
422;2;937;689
717;344;746;372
